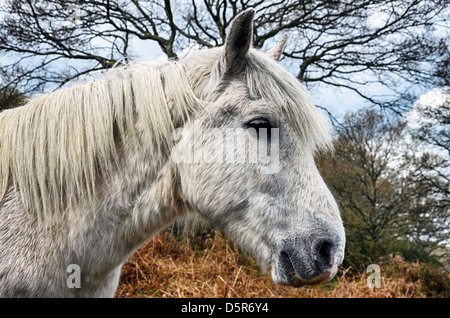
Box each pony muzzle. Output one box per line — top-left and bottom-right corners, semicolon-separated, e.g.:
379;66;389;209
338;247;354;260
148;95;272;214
272;236;344;287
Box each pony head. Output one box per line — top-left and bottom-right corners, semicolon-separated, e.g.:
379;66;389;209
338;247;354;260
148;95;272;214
174;9;345;287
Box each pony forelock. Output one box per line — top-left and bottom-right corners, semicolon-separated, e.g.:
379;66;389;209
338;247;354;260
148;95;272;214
245;50;333;153
184;47;333;152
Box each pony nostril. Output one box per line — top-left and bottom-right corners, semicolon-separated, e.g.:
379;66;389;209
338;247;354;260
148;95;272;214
279;250;295;274
314;239;334;269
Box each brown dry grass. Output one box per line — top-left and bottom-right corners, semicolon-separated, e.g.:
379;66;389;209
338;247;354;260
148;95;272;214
115;229;449;298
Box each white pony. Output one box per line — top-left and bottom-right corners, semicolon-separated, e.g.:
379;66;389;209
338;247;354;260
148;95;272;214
0;9;345;297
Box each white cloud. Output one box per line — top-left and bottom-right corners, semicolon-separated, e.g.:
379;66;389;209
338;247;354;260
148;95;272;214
407;88;448;130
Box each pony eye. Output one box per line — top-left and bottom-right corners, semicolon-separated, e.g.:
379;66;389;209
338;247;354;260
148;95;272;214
245;118;273;130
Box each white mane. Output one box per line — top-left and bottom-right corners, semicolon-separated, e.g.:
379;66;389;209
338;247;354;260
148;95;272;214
0;60;201;219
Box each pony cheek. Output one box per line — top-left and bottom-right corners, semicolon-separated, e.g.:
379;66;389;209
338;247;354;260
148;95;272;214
179;163;251;221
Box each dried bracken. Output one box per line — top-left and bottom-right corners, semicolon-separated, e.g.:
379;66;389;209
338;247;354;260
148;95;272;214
116;229;450;298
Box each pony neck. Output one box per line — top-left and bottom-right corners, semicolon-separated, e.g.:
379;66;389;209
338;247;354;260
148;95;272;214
64;149;188;283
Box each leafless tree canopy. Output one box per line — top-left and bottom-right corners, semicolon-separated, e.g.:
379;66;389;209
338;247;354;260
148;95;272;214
319;108;450;265
0;0;449;113
408;88;450;208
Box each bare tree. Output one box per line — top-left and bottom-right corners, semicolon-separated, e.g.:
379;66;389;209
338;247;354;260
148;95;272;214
320;110;408;242
318;108;449;266
0;0;448;113
406;88;450;233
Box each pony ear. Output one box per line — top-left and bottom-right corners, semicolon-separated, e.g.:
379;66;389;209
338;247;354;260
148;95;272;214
223;8;255;73
265;33;288;61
